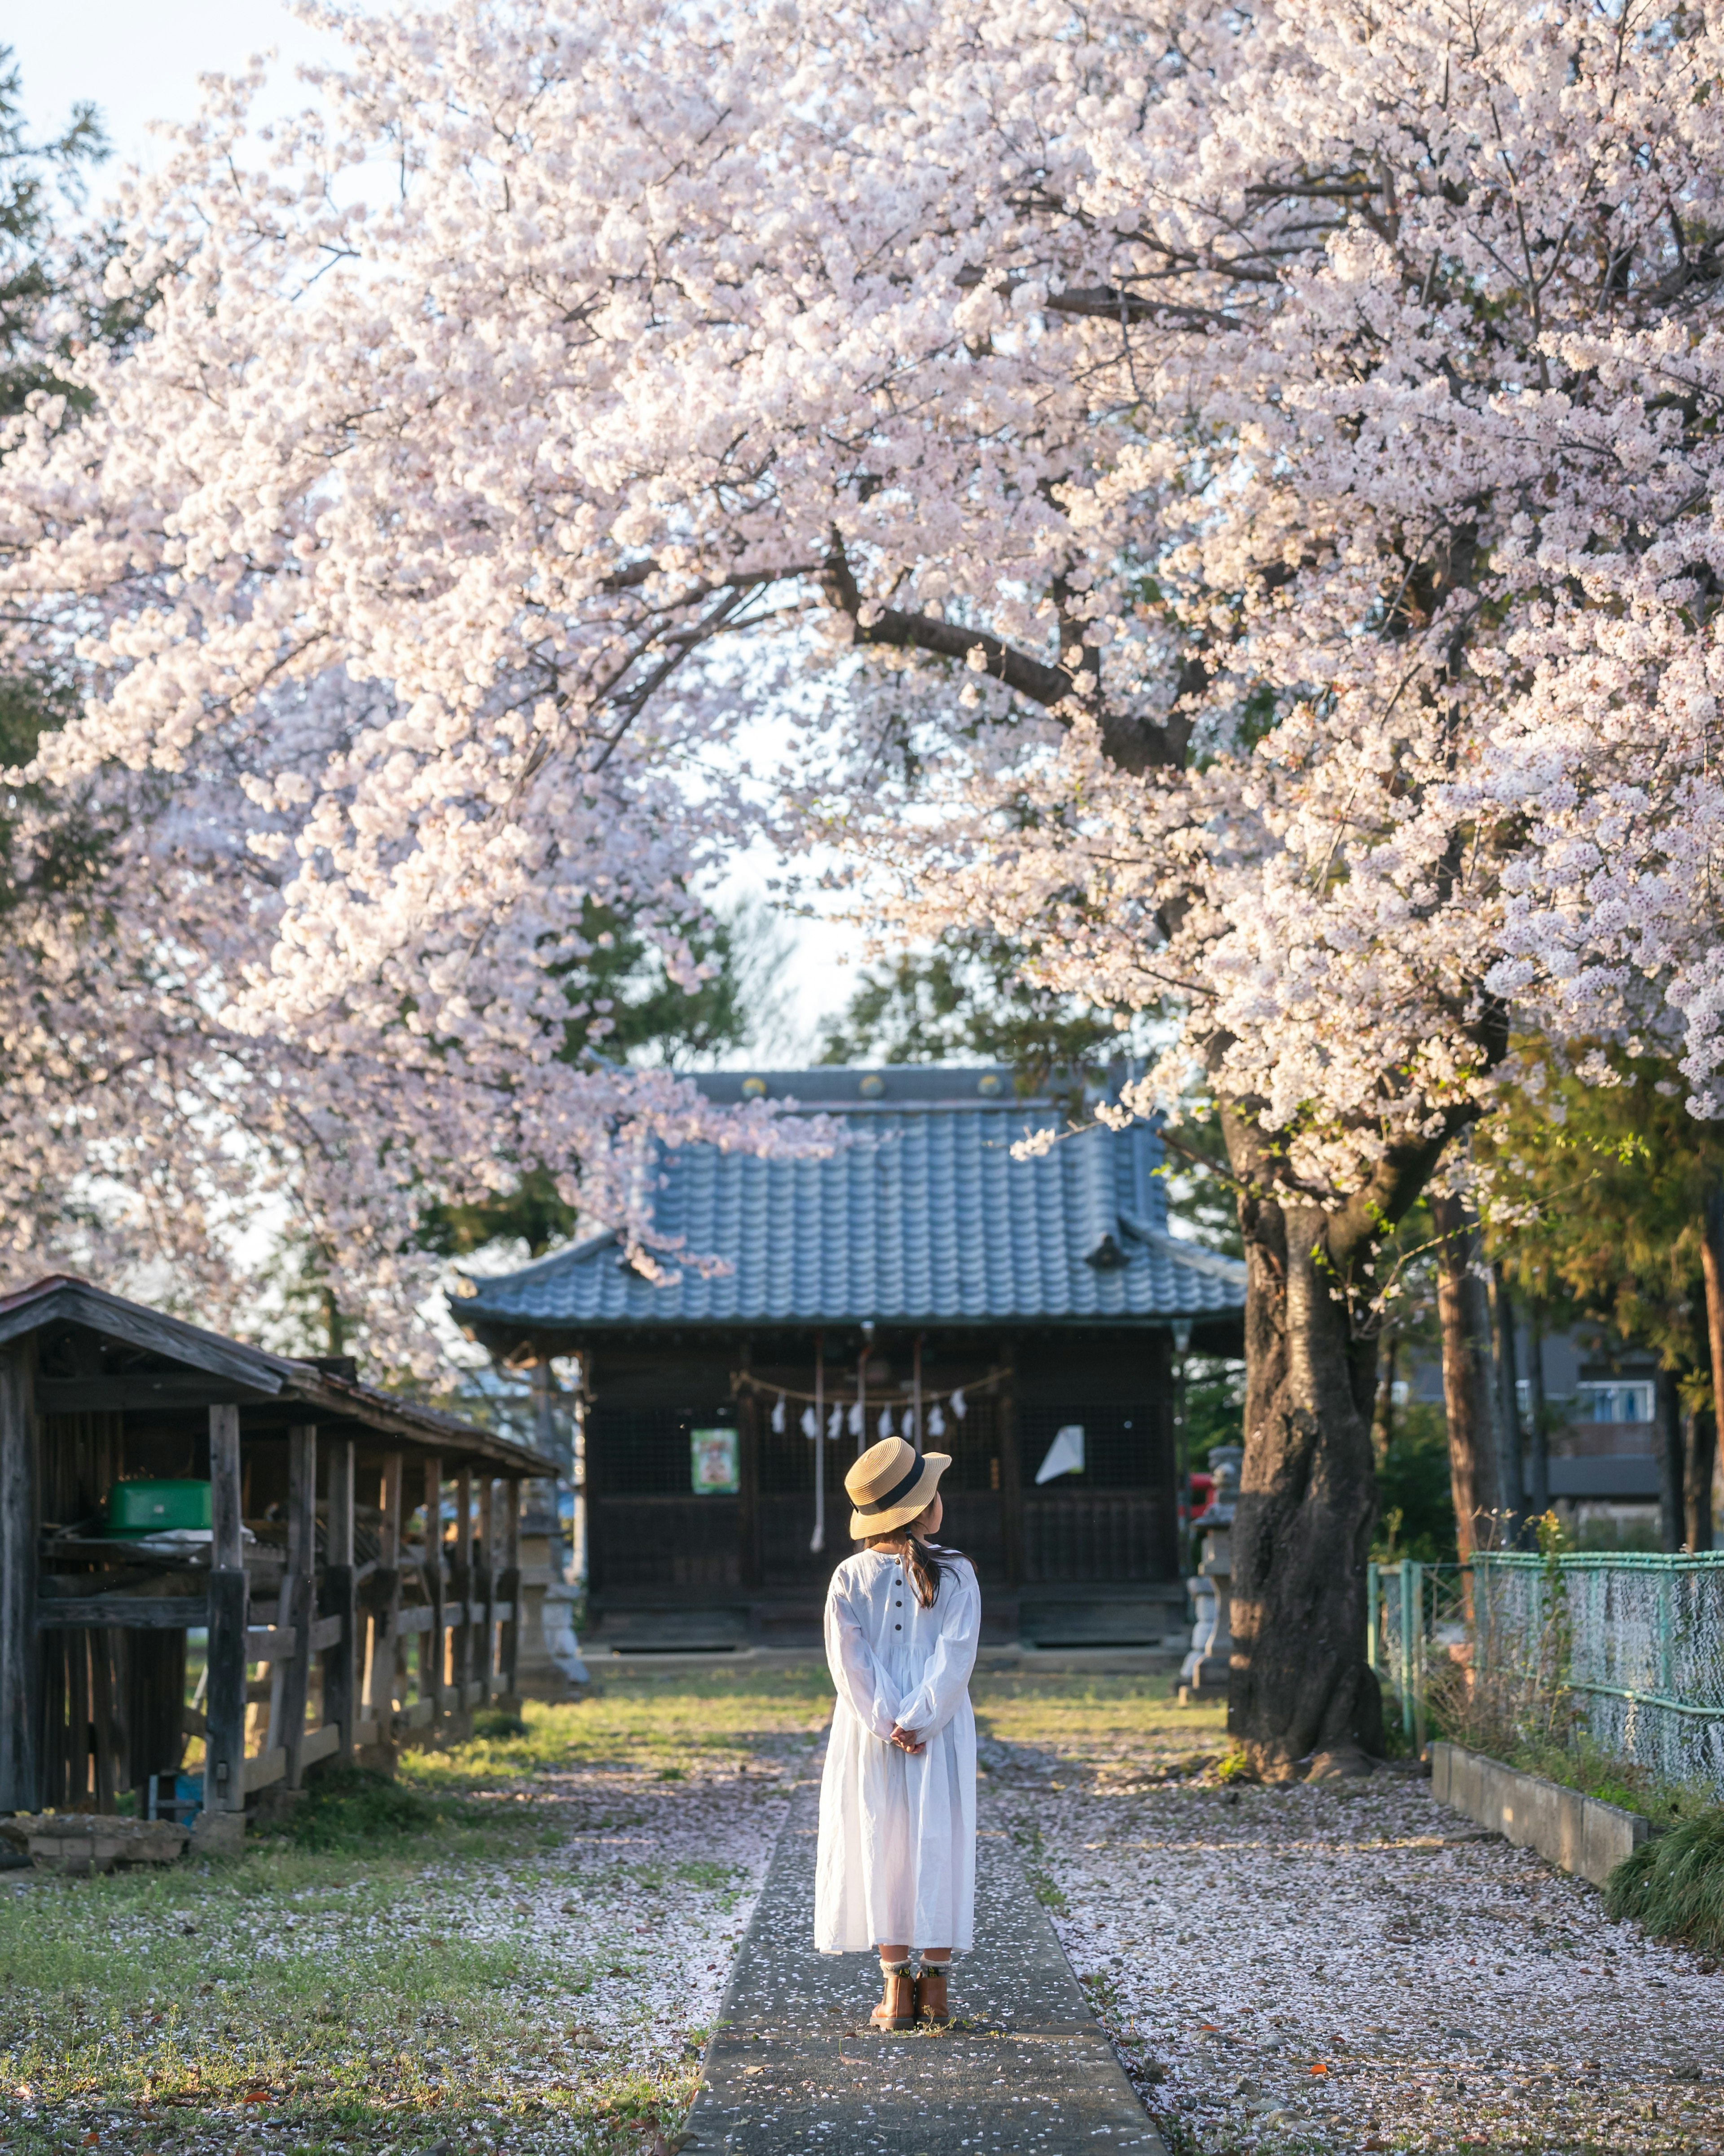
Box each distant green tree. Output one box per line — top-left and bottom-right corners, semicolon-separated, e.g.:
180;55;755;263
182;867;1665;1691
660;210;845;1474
419;895;785;1260
818;928;1131;1103
260;896;792;1355
1372;1400;1459;1563
0;56;153;1146
1478;1043;1724;1548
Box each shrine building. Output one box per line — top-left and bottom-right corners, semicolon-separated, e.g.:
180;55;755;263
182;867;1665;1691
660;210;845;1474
452;1067;1245;1652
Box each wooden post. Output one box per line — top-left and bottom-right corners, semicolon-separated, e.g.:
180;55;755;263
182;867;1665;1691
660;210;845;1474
422;1455;444;1731
498;1477;522;1700
204;1403;249;1815
365;1454;403;1763
998;1344;1025;1590
67;1632;90;1807
452;1467;473;1711
738;1340;761;1595
0;1341;39;1813
280;1425;317;1788
90;1631;122;1811
322;1436;357;1762
476;1476;497;1701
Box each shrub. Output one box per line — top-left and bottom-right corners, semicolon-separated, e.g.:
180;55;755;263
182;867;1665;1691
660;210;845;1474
273;1766;444;1851
471;1709;529;1739
1605;1807;1724;1954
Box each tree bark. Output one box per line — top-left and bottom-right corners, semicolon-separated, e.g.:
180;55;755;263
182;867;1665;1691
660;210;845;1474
1431;1192;1504;1558
1489;1265;1526;1544
1658;1367;1686;1554
1698;1187;1724;1552
1224;1114;1384;1781
1685;1411;1716;1554
1527;1298;1551;1521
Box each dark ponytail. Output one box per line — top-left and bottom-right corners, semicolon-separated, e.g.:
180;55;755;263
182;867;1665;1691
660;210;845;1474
865;1503;961;1609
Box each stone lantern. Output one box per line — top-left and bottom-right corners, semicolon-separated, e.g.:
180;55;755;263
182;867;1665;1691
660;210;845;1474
1179;1443;1241;1699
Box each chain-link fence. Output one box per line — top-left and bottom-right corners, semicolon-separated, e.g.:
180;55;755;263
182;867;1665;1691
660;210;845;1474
1366;1560;1470;1751
1471;1552;1724;1794
1368;1552;1724;1793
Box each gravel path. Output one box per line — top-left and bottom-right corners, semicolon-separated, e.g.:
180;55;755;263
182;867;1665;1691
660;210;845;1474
989;1751;1724;2155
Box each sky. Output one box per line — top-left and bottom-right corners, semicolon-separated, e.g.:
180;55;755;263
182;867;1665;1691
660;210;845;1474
9;2;872;1066
9;2;345;169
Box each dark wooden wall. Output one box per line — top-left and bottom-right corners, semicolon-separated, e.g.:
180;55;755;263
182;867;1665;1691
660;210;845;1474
579;1325;1177;1604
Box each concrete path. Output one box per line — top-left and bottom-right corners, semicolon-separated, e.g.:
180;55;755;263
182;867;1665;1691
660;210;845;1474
683;1776;1167;2156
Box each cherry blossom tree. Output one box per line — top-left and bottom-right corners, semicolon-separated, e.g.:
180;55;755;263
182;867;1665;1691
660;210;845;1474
3;0;1720;1759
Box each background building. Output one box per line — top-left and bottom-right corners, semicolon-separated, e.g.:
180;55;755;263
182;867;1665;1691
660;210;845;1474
453;1067;1245;1651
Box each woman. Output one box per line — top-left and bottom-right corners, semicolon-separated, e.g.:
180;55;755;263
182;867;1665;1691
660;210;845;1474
814;1434;981;2029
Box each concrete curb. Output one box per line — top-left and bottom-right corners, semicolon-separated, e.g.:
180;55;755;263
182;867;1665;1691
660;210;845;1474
1432;1739;1652;1889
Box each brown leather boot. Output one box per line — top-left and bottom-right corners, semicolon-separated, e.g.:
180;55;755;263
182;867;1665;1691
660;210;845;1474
916;1960;950;2024
870;1958;916;2030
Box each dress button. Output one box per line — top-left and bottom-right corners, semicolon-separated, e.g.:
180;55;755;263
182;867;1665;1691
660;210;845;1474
895;1623;902;1630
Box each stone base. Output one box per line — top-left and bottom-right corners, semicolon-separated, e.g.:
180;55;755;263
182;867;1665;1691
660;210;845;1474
1;1816;187;1874
1176;1655;1230;1703
189;1809;246;1858
1431;1739;1651;1889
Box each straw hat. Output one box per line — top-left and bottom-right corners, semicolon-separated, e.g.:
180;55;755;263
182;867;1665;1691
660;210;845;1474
845;1435;952;1540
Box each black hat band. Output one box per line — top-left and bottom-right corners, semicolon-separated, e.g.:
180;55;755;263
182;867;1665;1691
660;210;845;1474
855;1457;929;1517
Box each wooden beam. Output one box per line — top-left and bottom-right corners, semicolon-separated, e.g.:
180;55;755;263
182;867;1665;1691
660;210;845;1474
0;1340;38;1812
279;1425;318;1789
321;1435;357;1764
421;1455;444;1731
37;1375;277;1415
498;1477;522;1698
37;1597;209;1629
243;1745;287;1794
204;1403;249;1814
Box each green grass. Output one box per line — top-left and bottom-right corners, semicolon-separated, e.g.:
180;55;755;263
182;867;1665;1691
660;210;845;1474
403;1664;835;1792
0;1660;1233;2156
970;1670;1226;1767
0;1678;823;2156
1606;1806;1724;1954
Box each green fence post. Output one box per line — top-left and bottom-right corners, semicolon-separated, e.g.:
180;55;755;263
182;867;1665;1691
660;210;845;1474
1658;1564;1674;1699
1367;1562;1380;1676
1399;1561;1416;1739
1411;1560;1427;1756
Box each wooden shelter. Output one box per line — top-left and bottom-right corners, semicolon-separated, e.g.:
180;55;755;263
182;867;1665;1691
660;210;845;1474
0;1276;555;1821
455;1068;1246;1651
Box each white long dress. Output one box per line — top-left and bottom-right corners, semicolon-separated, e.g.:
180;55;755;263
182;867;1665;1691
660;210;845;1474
814;1543;981;1953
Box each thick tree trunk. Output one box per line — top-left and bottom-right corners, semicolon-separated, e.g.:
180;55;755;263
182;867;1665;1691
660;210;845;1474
1431;1192;1504;1558
1224;1135;1383;1781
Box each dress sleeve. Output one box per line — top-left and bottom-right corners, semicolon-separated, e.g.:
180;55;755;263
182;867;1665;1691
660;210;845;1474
893;1561;981;1740
824;1571;902;1741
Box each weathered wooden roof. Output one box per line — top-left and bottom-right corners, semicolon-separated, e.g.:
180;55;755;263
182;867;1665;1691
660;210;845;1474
2;1274;554;1477
454;1068;1247;1340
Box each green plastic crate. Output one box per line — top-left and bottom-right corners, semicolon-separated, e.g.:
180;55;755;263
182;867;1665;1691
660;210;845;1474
106;1479;212;1534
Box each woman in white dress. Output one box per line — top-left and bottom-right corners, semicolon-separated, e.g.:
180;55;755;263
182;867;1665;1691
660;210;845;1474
815;1435;981;2029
